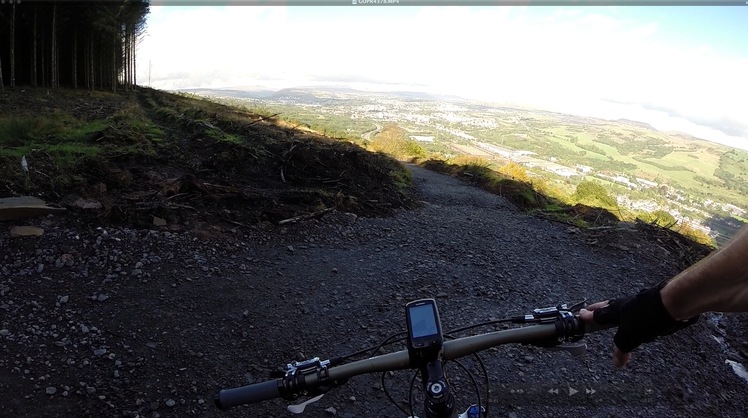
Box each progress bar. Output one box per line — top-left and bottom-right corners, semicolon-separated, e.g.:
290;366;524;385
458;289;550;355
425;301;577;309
147;0;747;6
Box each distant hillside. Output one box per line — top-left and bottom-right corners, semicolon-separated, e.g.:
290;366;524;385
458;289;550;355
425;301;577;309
185;85;468;104
180;87;275;99
615;118;657;131
388;91;465;101
271;88;327;101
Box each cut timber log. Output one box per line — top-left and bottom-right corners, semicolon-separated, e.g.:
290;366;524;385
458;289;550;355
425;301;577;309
0;196;66;221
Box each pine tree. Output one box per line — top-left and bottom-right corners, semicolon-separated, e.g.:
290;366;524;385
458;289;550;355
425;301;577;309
0;1;149;90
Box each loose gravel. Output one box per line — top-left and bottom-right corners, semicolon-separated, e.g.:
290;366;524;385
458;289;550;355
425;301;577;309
1;165;747;418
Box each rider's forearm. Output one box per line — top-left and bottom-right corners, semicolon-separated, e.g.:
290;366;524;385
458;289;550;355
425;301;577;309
661;225;748;320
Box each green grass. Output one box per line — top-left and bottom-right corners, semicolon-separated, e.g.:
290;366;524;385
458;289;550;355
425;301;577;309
665;151;720;177
0;94;166;171
48;145;102;167
0;114;106;165
205;127;243;144
0;141;100;159
109;102;166;141
65;119;111;141
0;114;74;144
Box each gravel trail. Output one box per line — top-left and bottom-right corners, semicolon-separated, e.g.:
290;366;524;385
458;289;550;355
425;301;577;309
2;165;747;418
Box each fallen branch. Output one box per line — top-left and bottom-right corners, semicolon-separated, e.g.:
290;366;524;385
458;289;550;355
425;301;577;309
280;143;299;183
222;218;253;228
200;182;242;193
277;207;334;225
320;170;347;184
248;113;281;126
163;192;190;202
165;203;197;211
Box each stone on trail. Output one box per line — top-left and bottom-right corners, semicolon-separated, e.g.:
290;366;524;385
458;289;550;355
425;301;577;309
10;226;45;238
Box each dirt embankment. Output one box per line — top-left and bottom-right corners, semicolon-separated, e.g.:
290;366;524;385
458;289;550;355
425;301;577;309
1;88;413;230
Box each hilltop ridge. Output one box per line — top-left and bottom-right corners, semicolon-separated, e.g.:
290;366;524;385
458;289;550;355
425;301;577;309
0;88;413;229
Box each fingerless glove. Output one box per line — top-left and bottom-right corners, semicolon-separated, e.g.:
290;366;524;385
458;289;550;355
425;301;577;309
592;281;699;353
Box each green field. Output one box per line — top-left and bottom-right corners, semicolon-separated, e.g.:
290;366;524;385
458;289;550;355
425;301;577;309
461;110;748;211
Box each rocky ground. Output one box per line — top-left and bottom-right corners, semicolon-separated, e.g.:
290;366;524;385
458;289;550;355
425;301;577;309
2;165;747;418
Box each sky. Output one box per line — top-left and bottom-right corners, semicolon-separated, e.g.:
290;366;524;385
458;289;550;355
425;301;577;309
136;5;748;150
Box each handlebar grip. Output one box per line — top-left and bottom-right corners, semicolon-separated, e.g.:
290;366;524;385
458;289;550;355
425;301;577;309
214;380;281;410
584;320;617;333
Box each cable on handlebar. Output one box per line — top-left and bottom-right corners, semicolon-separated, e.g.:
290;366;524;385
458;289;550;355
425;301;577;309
450;358;483;418
445;318;515;335
444;333;489;418
407;369;420;418
381;370;411;416
334;331;407;363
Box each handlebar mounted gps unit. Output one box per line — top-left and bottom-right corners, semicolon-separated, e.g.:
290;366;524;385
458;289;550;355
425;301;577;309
405;299;444;365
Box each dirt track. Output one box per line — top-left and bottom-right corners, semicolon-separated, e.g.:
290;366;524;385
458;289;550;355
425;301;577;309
2;165;747;418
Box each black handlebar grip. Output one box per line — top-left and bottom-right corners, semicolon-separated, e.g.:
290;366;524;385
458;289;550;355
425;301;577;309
214;380;281;410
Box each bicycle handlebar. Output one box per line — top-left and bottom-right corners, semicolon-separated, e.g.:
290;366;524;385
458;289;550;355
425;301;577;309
215;317;613;410
215;380;280;410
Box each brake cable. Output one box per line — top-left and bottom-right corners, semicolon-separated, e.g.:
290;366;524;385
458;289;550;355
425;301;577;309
382;370;411;416
408;369;419;418
443;333;490;418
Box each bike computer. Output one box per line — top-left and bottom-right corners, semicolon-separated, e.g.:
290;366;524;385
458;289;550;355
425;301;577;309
405;299;444;364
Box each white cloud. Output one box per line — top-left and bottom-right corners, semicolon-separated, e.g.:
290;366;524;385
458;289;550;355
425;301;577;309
137;6;748;149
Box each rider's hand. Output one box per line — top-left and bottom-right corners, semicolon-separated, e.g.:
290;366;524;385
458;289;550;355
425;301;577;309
580;301;630;367
579;282;699;368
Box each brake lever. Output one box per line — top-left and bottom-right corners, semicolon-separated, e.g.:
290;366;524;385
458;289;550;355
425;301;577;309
287;394;324;414
568;299;587;312
532;299;587;318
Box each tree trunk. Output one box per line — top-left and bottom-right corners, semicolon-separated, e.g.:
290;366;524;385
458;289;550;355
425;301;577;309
99;48;102;90
32;7;38;88
10;2;16;88
132;33;137;89
128;27;133;90
72;29;78;89
0;54;4;91
51;3;57;88
123;28;128;91
89;36;94;90
41;33;45;88
111;32;117;92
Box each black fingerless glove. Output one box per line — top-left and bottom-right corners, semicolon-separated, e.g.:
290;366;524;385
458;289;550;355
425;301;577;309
592;281;699;353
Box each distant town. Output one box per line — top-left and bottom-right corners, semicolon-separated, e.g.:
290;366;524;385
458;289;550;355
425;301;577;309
185;86;748;244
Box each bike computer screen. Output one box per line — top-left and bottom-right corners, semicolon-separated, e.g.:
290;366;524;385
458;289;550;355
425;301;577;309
405;299;443;357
